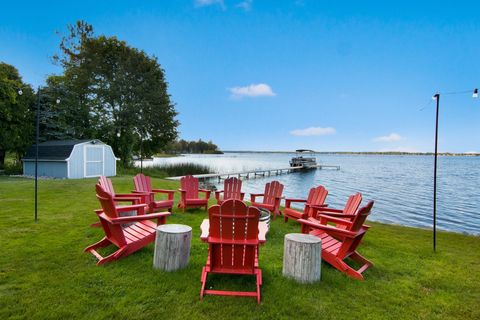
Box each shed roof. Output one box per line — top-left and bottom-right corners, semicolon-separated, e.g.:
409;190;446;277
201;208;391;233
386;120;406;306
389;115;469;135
23;139;102;160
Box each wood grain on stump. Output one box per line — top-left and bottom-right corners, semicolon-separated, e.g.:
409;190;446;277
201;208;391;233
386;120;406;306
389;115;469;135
154;224;192;272
283;233;322;283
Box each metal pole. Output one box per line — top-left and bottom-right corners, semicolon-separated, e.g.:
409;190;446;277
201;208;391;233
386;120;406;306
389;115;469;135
35;88;40;222
140;134;143;173
433;93;440;252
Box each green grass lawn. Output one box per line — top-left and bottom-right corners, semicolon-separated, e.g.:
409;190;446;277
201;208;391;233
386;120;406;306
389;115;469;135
0;176;479;319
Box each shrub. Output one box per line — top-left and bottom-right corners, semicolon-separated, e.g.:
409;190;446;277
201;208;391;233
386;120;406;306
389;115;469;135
3;162;22;175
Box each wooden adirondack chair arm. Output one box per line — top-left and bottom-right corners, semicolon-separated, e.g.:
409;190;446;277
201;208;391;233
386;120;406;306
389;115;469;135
317;214;353;227
132;190;154;195
320;212;356;219
114;193;141;198
285;198;306;208
108;211;171;224
214;190;223;200
116;203;148;213
285;198;307;203
150;188;175;200
310;204;332;210
113;196;143;203
298;218;357;237
178;189;187;193
250;193;264;202
199;189;211;199
152;189;175;194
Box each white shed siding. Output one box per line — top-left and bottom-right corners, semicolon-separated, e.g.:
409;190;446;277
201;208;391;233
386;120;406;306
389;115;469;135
104;145;117;176
68;144;85;179
23;161;68;178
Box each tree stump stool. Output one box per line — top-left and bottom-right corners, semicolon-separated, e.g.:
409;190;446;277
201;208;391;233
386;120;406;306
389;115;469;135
154;224;192;272
283;233;322;283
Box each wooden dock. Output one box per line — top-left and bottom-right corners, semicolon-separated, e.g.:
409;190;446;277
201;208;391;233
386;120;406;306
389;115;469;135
166;164;340;182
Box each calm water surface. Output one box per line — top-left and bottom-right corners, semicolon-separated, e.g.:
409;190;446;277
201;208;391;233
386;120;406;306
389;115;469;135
142;153;480;235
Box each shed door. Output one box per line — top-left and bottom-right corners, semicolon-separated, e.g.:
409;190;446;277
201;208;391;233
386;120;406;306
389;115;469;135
84;145;104;177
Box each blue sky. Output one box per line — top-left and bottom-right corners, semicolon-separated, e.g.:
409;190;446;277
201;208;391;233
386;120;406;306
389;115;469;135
1;0;479;152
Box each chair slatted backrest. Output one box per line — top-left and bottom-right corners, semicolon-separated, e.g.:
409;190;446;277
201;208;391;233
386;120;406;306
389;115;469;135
337;201;374;259
180;175;199;199
223;177;243;201
343;193;362;215
263;181;284;205
95;184;126;247
306;186;328;217
208;200;260;273
134;173;152;193
98;176;116;196
348;200;373;232
307;186;328;206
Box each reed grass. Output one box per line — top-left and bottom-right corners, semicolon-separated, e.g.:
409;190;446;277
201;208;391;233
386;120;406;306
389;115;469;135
118;163;212;178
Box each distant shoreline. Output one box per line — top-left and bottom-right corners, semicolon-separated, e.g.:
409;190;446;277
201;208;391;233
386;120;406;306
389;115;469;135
222;151;480;156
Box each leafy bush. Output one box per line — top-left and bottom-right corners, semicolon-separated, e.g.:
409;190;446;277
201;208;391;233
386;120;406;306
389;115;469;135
3;161;22;175
118;163;212;178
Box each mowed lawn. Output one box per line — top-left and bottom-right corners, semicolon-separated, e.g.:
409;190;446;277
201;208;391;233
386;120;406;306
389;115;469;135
0;176;479;320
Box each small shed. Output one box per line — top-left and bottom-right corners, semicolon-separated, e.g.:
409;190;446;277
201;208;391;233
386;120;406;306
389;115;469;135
23;139;117;179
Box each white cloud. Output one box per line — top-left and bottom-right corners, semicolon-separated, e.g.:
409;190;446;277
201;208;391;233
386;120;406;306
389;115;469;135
195;0;225;8
373;133;403;142
465;151;479;154
236;0;252;11
229;83;276;98
290;127;337;137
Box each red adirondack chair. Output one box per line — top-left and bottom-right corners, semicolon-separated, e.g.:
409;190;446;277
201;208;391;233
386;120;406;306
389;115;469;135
178;175;211;211
250;181;284;219
214;177;245;204
85;184;171;265
298;201;374;280
133;173;175;212
284;185;328;222
98;176;146;205
200;200;262;303
311;192;362;229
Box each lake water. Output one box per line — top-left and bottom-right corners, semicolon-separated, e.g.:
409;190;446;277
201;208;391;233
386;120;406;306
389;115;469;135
139;153;480;235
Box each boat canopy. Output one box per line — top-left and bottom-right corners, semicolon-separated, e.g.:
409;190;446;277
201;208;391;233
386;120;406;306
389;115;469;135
295;149;316;153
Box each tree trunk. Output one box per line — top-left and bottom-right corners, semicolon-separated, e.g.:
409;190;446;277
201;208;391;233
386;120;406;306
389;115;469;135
0;149;5;170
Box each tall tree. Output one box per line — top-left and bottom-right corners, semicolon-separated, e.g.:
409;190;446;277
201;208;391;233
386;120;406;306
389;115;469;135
53;21;178;166
0;62;35;169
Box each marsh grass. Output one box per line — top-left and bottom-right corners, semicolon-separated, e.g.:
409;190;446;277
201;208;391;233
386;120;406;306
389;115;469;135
0;176;479;319
118;163;212;178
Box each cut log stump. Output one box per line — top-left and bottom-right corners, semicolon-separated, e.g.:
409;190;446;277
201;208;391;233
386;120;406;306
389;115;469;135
283;233;322;283
154;224;192;272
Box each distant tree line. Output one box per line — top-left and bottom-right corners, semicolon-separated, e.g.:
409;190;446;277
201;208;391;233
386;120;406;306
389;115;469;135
167;139;223;154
